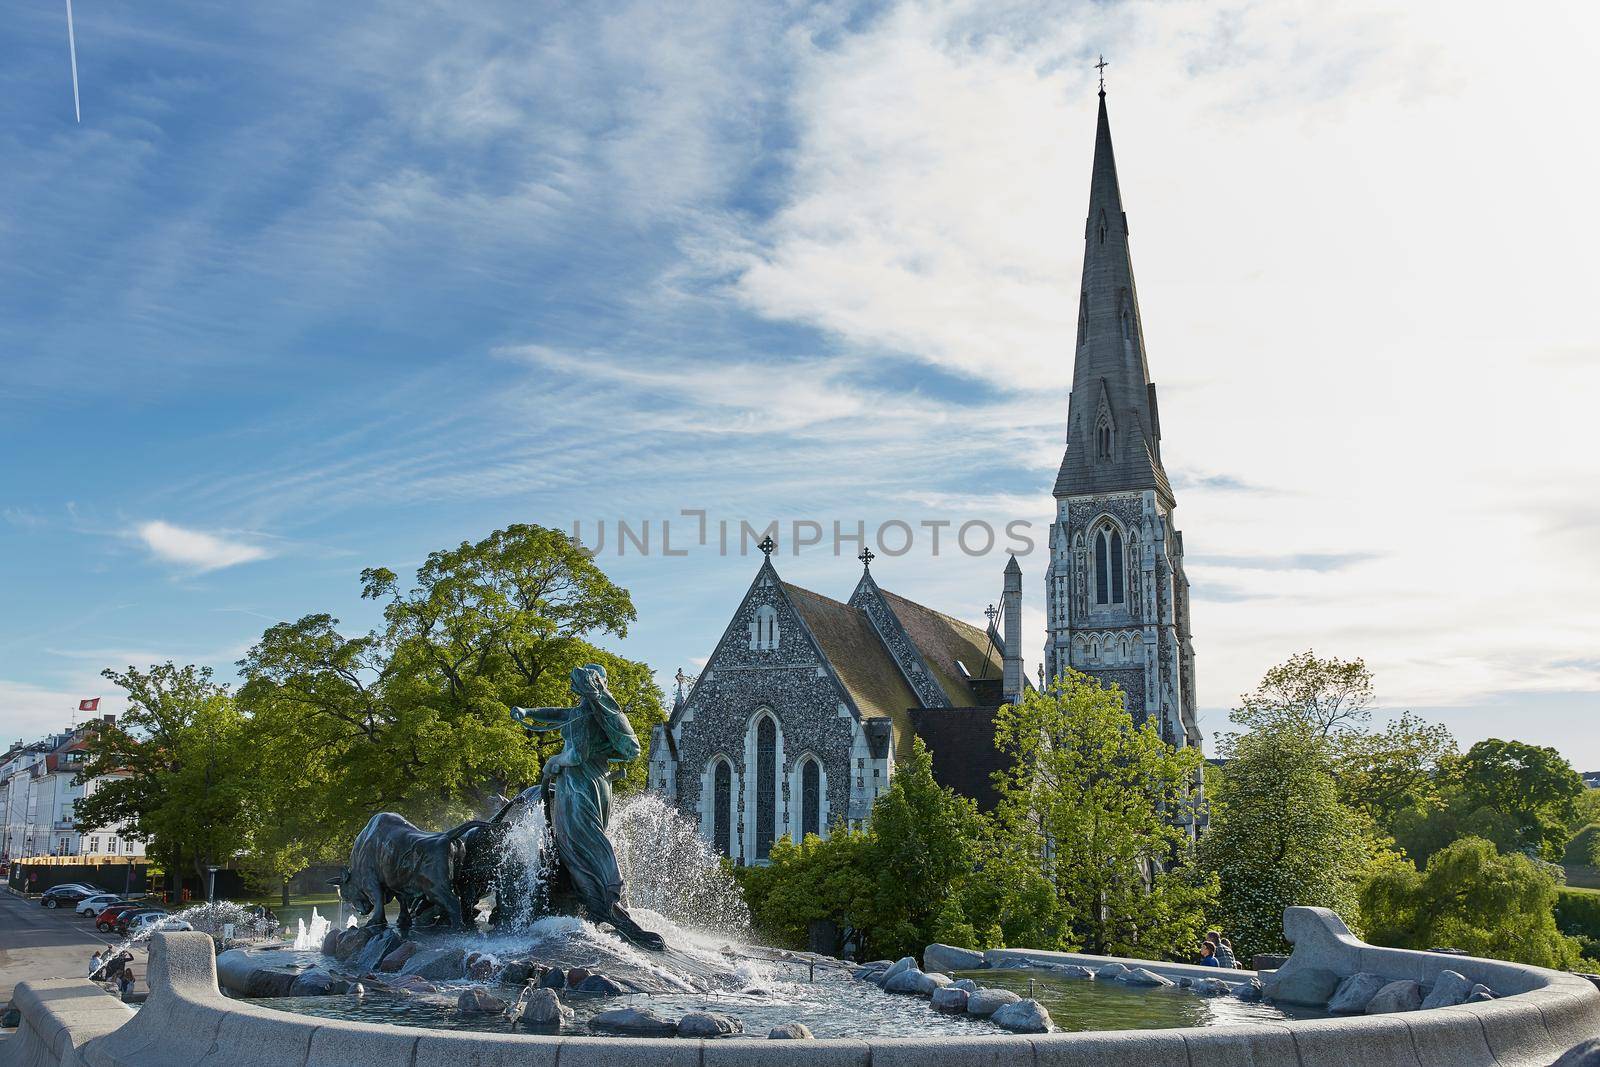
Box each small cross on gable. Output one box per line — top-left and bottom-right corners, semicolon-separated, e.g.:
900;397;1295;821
758;535;776;557
858;547;875;569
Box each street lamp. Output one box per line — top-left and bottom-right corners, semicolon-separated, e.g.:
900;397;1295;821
206;865;221;903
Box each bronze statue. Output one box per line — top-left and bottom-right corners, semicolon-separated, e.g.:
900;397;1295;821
332;813;488;930
508;663;665;951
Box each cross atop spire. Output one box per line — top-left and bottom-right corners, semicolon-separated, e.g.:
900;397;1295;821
858;546;875;570
758;534;776;557
1095;53;1108;95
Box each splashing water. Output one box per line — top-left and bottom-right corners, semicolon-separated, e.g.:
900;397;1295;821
495;799;554;928
292;907;331;950
611;792;750;939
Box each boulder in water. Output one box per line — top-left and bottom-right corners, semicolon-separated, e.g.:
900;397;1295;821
575;973;625;994
931;987;969;1014
991;998;1052;1033
1327;973;1387;1014
679;1011;743;1037
289;969;352;997
877;957;916;987
965;988;1020;1016
565;966;591;988
400;947;466;980
378;941;418;972
1467;984;1496;1003
1052;964;1095;979
769;1023;814;1039
592;1007;678;1036
1122;968;1173;987
319;928;340;956
950;978;978;992
1365;979;1423;1015
457;986;506;1015
1421;970;1473;1010
352;929;402;974
537;967;566;989
1263;967;1340;1007
1095;963;1129;981
465;952;497;980
513;988;572;1030
923;944;985;973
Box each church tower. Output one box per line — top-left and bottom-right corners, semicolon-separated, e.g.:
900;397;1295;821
1043;83;1200;752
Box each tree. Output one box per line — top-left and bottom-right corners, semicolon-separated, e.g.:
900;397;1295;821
1454;740;1585;861
75;663;256;892
864;738;985;960
991;670;1215;959
1360;837;1580;969
1197;724;1377;960
739;830;875;955
234;524;665;884
1232;650;1375;739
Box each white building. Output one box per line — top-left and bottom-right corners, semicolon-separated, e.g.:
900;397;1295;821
0;719;145;862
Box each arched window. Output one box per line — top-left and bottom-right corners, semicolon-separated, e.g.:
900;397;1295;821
1095;531;1110;604
755;717;777;860
1077;291;1089;345
712;760;732;857
1110;530;1125;604
801;759;820;839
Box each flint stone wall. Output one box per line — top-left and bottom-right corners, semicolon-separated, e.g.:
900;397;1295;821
8;909;1600;1067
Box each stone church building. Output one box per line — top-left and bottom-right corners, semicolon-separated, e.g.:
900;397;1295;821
650;86;1201;860
649;546;1028;865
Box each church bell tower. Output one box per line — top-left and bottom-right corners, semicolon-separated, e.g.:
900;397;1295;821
1042;81;1200;753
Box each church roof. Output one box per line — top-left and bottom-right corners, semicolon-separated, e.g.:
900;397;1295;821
781;582;921;763
877;589;1005;708
1054;89;1174;505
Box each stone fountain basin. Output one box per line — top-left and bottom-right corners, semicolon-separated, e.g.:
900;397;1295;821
10;909;1600;1066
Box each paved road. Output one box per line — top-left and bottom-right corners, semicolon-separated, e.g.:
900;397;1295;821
0;889;138;1007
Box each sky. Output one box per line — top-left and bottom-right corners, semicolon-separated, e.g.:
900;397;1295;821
2;0;1598;767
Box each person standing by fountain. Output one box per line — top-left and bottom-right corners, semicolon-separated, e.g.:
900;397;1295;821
510;663;666;951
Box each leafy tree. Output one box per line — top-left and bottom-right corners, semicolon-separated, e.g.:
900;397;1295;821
1454;740;1585;861
1231;650;1375;738
234;524;664;882
1360;836;1580;969
739;830;875;955
992;670;1215;959
75;663;256;892
864;738;984;960
1198;724;1377;960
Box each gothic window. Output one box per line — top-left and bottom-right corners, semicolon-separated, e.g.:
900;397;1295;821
1110;530;1125;604
712;760;732;857
1077;291;1088;345
800;758;820;839
755;717;777;860
1095;531;1110;604
1119;289;1133;340
1096;417;1113;461
1098;208;1108;245
751;604;779;650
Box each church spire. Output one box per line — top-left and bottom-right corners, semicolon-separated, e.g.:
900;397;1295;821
1054;83;1172;505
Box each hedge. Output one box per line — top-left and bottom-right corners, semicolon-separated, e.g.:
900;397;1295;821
1556;887;1600;940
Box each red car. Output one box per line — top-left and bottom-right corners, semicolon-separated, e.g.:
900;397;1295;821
95;902;154;931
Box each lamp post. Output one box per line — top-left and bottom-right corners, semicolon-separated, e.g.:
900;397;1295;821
206;865;221;903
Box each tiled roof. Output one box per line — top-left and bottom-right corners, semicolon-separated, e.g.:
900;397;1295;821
877;589;1005;708
782;582;920;764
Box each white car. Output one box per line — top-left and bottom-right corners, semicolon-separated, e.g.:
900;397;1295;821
128;913;193;938
77;894;126;916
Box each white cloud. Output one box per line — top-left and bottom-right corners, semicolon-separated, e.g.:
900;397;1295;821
135;521;271;572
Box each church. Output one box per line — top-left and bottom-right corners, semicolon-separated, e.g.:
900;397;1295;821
649;83;1200;861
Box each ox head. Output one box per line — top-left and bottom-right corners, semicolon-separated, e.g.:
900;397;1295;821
328;867;367;914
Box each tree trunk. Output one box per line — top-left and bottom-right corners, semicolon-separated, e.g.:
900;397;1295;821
281;875;292;910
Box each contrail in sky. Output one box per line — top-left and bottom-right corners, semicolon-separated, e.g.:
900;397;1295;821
65;0;81;123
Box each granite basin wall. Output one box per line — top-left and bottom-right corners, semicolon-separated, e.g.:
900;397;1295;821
7;910;1600;1067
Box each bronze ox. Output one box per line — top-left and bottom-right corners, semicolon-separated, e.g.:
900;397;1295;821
331;812;489;931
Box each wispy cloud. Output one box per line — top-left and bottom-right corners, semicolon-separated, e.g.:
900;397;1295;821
1189;552;1382;573
134;521;271;572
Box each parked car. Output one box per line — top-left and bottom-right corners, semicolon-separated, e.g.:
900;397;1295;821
76;894;126;916
114;908;167;935
128;913;192;937
40;884;97;908
95;901;157;930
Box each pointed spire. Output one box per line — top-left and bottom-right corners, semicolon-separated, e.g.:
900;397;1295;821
1055;83;1173;505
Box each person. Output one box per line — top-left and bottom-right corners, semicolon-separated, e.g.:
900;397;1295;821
1205;930;1239;969
1199;941;1220;966
117;969;135;1000
88;950;104;979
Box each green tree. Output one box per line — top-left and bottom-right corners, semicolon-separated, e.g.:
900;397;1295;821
1454;739;1585;861
234;524;664;882
1360;837;1580;969
1198;724;1377;959
739;830;876;955
864;737;984;960
1231;650;1376;738
991;670;1215;959
75;663;256;892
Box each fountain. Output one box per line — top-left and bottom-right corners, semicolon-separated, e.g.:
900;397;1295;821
291;907;331;951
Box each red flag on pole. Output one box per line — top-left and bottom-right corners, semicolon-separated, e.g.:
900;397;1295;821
79;698;99;712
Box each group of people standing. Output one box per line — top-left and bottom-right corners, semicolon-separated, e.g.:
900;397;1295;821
1198;930;1240;968
88;949;136;999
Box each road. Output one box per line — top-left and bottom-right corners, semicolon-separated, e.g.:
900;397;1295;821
0;889;137;1008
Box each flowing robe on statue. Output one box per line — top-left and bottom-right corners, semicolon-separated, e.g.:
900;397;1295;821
511;664;663;949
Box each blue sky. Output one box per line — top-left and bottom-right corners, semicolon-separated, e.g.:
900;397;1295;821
3;1;1598;767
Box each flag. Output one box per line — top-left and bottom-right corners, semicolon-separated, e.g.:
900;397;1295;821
78;698;99;712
